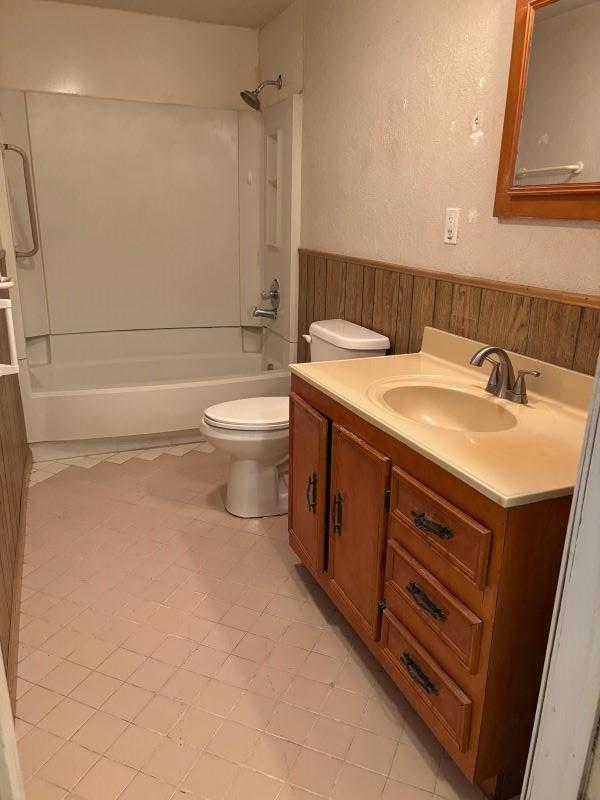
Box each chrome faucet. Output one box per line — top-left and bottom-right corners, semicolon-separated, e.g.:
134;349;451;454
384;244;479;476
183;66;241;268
253;307;277;320
469;345;540;404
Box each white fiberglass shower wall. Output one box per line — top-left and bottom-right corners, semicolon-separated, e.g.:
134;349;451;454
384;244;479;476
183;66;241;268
0;1;301;444
0;90;291;442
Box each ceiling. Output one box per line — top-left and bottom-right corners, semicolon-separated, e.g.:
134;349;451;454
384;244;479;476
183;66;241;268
44;0;294;28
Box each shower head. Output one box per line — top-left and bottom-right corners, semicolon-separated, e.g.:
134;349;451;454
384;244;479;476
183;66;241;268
240;89;261;111
240;75;282;111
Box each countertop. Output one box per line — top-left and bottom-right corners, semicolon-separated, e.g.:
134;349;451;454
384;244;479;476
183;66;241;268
290;327;593;507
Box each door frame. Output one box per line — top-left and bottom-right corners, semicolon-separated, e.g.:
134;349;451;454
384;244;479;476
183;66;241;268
0;131;27;800
0;652;25;800
523;362;600;800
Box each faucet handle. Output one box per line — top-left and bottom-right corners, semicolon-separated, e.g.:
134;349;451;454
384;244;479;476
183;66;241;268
482;357;501;393
511;369;540;404
517;369;540;378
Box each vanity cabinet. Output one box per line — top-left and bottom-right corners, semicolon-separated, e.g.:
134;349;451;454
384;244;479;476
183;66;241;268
288;393;328;574
328;424;390;641
288;375;571;800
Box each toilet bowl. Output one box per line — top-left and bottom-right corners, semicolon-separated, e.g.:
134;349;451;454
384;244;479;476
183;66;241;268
200;397;290;518
201;320;390;518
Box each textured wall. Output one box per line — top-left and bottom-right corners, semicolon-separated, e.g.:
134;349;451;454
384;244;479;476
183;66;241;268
0;0;258;109
259;0;304;109
300;0;600;294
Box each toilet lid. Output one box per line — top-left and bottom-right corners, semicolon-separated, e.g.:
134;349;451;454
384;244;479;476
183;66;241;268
204;397;289;431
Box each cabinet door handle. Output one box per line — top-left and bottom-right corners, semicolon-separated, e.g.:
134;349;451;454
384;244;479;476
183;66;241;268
400;651;439;695
305;473;317;513
332;490;343;535
406;581;447;622
411;510;453;540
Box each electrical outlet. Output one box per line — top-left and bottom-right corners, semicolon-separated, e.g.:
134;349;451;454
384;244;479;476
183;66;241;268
444;208;460;244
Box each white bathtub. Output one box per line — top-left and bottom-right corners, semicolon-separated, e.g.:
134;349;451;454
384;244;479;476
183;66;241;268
20;334;291;443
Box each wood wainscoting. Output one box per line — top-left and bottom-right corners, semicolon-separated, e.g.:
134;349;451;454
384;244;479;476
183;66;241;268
0;250;30;710
296;249;600;375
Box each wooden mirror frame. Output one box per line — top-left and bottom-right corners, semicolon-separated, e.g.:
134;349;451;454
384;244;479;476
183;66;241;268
494;0;600;221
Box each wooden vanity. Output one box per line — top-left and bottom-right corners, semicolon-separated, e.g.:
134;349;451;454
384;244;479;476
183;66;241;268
289;374;572;800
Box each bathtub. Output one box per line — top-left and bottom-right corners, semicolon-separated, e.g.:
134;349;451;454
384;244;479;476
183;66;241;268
20;341;291;443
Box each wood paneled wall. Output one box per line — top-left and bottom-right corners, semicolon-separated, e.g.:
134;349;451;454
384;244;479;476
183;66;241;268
0;250;30;709
297;250;600;375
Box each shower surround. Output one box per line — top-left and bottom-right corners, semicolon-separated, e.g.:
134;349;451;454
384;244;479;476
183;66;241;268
0;86;299;443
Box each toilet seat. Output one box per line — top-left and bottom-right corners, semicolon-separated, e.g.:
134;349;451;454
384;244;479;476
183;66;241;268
203;397;289;432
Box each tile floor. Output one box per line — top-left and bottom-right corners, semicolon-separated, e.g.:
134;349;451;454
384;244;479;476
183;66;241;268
17;446;483;800
29;443;211;486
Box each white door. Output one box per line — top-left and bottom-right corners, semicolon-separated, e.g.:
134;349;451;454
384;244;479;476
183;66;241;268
0;122;26;800
261;94;302;356
524;361;600;800
0;651;24;799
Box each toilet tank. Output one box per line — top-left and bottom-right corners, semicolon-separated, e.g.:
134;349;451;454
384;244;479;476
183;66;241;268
306;319;390;362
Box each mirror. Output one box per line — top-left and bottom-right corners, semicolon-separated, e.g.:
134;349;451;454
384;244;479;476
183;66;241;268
514;0;600;186
495;0;600;221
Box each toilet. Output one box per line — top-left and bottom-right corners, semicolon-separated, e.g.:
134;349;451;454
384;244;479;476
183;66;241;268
200;320;390;518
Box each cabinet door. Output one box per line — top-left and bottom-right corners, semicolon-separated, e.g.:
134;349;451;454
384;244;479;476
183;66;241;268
328;424;391;640
289;393;329;575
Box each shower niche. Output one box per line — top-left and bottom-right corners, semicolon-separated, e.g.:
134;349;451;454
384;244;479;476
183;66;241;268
266;129;282;248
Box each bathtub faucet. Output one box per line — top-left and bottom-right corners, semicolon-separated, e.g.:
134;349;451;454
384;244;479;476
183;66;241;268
253;307;277;320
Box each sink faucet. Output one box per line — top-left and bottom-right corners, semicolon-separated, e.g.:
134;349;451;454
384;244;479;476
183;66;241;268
469;346;540;404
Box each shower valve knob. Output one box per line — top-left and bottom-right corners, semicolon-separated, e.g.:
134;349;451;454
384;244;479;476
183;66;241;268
254;279;280;320
260;279;280;307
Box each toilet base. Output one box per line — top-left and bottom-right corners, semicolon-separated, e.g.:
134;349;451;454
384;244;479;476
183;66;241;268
225;457;288;518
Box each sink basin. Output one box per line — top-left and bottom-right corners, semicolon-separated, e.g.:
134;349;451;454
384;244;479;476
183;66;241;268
374;384;518;432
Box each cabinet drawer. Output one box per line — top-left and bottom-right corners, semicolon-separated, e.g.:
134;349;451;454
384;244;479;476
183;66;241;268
391;467;491;589
385;541;483;673
381;611;472;753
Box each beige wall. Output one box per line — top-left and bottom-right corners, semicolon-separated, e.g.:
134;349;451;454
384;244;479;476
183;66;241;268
259;0;304;109
0;0;258;109
299;0;600;294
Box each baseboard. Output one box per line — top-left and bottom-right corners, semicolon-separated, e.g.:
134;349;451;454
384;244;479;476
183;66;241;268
30;430;206;462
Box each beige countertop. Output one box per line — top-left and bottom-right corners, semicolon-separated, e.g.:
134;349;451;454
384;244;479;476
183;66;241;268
290;327;593;508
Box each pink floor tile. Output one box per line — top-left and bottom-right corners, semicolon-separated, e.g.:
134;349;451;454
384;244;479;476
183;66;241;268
17;449;470;800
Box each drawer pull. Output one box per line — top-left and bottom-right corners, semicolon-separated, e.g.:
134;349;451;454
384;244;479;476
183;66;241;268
305;473;317;513
411;510;453;540
406;581;447;622
400;650;439;695
332;490;343;535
